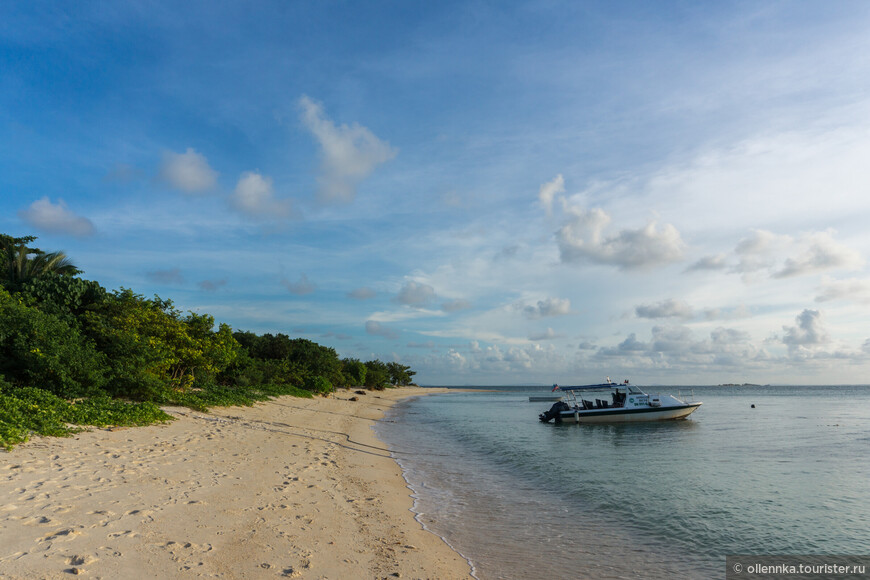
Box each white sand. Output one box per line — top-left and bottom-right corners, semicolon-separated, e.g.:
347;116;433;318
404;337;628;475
0;388;473;579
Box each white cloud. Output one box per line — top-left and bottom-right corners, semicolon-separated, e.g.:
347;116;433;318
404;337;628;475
369;308;444;323
596;324;768;371
282;274;316;295
348;287;376;300
717;229;864;281
522;297;572;318
556;205;685;270
424;341;566;374
230;171;293;218
299;95;397;204
815;277;870;304
18;197;96;237
394;281;436;306
782;309;829;354
538;174;564;216
710;327;752;346
159;148;218;194
598;332;648;356
732;229;792;276
442;298;472;313
529;327;561;341
685;254;728;272
365;320;399;339
773;231;863;278
702;305;753;321
635;299;693;320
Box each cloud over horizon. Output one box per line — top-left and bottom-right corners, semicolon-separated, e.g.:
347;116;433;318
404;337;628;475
692;229;864;281
522;297;572;319
635;299;694;320
782;309;829;356
539;177;685;271
556;210;685;270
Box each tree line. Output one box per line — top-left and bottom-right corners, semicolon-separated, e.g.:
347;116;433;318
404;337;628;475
0;233;416;448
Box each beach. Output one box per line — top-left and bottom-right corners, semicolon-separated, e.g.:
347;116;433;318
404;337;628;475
0;387;473;579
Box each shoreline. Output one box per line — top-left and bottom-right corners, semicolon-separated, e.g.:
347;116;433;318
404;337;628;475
0;387;474;579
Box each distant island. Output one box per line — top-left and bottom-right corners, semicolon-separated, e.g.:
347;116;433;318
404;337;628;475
718;383;764;387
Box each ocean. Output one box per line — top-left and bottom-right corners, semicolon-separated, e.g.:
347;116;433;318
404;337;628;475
375;385;870;579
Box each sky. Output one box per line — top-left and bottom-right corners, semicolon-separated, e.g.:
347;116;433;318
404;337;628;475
3;1;870;385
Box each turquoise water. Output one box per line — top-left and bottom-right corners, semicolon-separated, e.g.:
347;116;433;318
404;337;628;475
375;386;870;579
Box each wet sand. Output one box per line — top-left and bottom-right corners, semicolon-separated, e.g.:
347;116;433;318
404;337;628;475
0;387;473;579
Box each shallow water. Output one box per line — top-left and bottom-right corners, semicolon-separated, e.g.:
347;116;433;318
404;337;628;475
376;385;870;579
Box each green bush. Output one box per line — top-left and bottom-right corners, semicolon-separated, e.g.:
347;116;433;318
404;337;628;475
19;275;108;326
364;360;390;390
0;386;171;450
341;358;367;387
305;375;332;395
82;289;241;400
0;288;108;398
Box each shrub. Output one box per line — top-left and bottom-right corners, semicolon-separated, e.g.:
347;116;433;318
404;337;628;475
0;288;108;398
305;375;332;395
0;386;171;450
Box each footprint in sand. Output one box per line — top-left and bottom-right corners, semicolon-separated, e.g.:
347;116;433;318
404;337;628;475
39;528;80;543
86;509;117;520
159;540;214;558
67;554;97;567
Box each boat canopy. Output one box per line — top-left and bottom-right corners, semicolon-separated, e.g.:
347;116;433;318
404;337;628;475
553;382;625;392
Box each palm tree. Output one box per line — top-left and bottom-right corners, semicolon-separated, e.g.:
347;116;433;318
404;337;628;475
0;235;80;289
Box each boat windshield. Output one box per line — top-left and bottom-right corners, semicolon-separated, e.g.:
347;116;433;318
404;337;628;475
627;386;645;395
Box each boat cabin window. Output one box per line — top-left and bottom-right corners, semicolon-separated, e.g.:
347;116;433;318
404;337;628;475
627;386;644;395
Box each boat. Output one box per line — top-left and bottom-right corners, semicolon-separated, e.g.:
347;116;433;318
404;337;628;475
529;394;564;402
538;379;701;423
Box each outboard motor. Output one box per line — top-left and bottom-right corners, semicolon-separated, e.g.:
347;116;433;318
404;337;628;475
539;401;570;423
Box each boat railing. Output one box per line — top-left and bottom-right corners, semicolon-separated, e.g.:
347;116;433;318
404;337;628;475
677;389;696;402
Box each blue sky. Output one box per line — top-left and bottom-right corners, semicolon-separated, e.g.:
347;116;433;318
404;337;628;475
3;1;870;385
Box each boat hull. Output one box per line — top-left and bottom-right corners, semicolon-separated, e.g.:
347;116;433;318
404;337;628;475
555;403;701;423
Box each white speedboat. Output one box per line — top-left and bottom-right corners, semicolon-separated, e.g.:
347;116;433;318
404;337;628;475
529;394;564;402
538;379;701;423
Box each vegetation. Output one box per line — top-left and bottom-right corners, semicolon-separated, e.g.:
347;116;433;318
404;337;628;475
0;381;171;450
0;233;418;449
1;234;80;291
